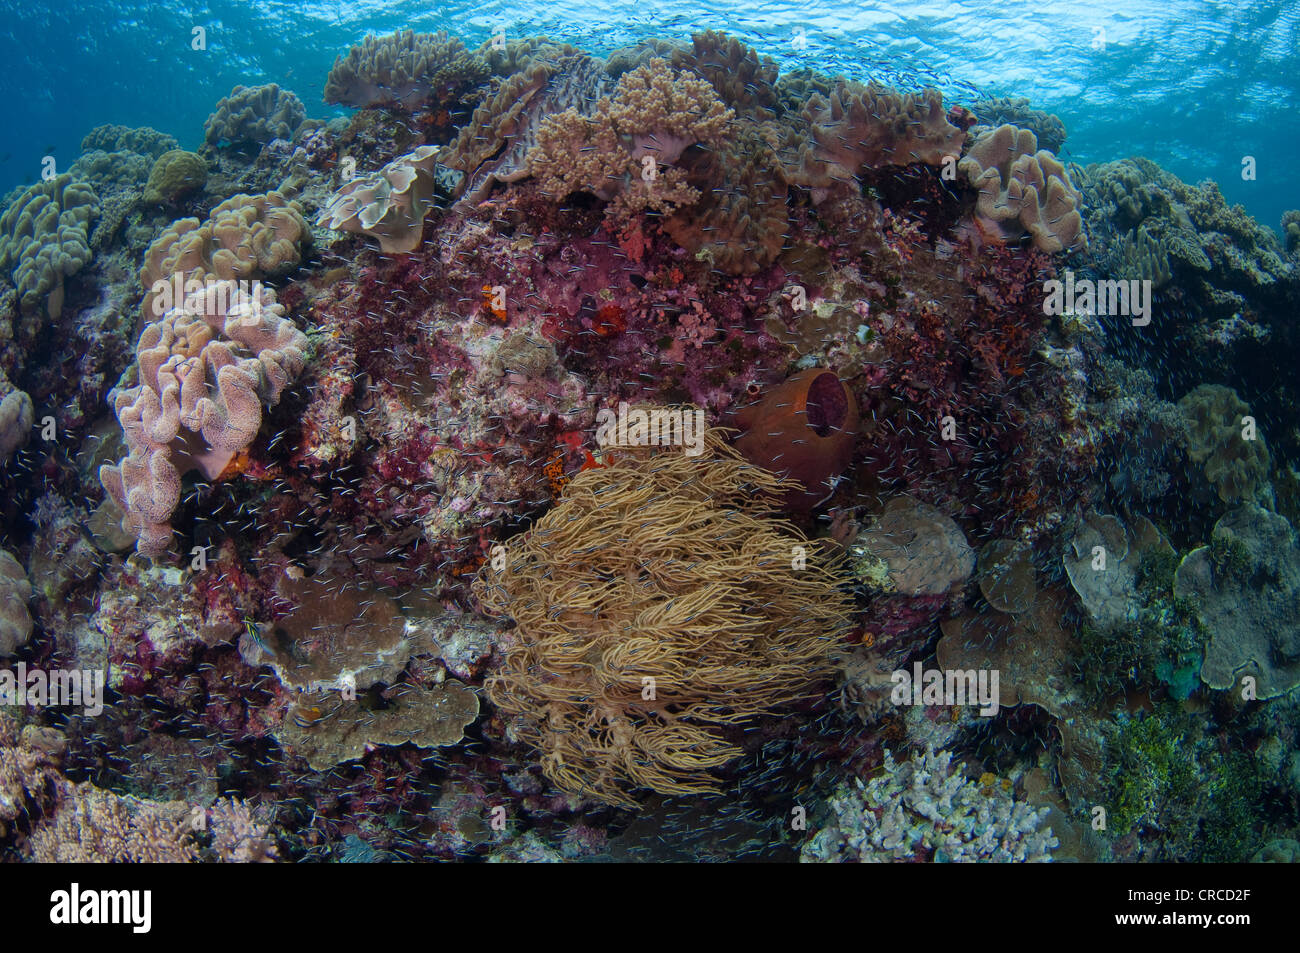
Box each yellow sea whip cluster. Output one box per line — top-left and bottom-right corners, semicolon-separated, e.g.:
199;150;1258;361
473;422;852;807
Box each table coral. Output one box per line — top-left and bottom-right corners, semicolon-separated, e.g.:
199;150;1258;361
0;173;98;317
1176;504;1300;698
473;426;852;807
100;280;309;555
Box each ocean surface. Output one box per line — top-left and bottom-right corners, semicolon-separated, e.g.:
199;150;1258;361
1;0;1297;230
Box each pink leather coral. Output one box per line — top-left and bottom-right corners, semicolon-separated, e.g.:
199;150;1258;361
100;281;308;556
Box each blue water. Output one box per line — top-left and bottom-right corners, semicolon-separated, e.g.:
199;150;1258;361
0;0;1297;231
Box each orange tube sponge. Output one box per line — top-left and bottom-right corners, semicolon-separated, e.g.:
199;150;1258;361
731;368;859;510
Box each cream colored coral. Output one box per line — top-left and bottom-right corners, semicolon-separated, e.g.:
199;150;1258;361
316;145;440;253
959;124;1086;253
140;191;309;317
473;424;851;807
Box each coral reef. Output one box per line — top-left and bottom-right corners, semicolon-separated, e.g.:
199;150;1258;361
801;746;1057;862
0;173;98;317
1;23;1293;867
316;145;440;253
204;84;306;146
100;281;309;555
473;427;851;807
324;29;489;109
958;124;1085;253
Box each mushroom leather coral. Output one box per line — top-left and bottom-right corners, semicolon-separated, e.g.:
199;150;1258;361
731;368;859;510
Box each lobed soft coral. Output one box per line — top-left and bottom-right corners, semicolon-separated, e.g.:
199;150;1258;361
324;29;489;109
316;144;440;253
0;173;98;317
958;124;1085;253
100;281;309;556
1178;383;1271;503
788;80;965;197
140;191;310;317
204;83;306;146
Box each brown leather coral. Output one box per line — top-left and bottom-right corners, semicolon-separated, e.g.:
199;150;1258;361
731;367;859;510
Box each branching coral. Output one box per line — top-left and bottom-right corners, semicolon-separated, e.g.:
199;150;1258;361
204;83;305;146
473;425;851;807
100;281;309;555
958;124;1085;253
800;746;1057;862
324;29;489;109
317;144;440;253
0;173;98;317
